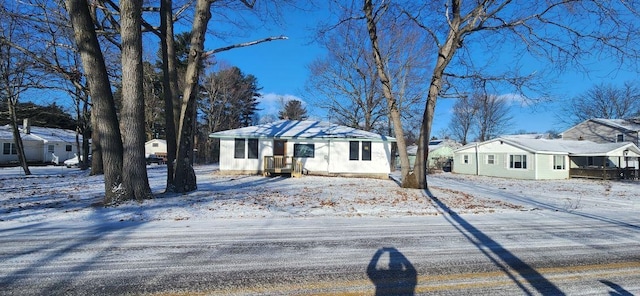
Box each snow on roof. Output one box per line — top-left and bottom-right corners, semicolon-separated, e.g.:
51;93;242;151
591;118;640;132
493;137;640;156
0;125;79;143
209;120;395;141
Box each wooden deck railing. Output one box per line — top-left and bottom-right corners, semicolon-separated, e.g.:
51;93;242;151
570;167;638;180
263;156;303;177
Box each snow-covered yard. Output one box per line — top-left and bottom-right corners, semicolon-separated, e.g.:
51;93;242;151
2;164;639;225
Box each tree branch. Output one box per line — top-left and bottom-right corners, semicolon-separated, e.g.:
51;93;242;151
202;35;288;58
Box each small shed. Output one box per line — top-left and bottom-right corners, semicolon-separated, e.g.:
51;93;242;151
209;120;395;178
145;139;167;158
453;137;640;180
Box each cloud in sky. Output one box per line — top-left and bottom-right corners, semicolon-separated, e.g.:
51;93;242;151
258;93;306;116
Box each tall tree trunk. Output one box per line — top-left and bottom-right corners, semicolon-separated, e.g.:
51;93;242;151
8;104;31;175
120;0;152;201
160;0;178;191
90;105;104;175
65;0;124;204
363;0;414;187
416;5;463;188
173;0;212;193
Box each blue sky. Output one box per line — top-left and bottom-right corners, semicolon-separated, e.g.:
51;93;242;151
206;5;638;138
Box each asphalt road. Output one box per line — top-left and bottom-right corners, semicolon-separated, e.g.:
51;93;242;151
2;204;640;296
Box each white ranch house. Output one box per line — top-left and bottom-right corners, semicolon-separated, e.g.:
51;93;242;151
453;137;640;180
209;120;395;178
1;123;80;165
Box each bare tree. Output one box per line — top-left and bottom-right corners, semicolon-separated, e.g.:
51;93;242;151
0;4;40;175
363;0;640;189
310;3;428;133
560;82;640;125
474;93;513;142
448;96;476;145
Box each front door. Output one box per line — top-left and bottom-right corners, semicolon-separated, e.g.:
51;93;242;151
274;140;287;156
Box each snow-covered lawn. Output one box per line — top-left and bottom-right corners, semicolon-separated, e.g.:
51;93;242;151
1;164;639;225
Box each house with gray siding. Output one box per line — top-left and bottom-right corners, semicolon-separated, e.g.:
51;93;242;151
562;118;640;146
453;137;640;180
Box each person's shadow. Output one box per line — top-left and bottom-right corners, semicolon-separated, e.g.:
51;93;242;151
367;247;417;295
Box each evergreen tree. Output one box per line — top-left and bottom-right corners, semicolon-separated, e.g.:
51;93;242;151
278;99;308;120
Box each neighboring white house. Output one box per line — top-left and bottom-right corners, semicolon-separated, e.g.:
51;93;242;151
145;139;167;157
209;120;396;178
453;137;640;180
0;123;80;165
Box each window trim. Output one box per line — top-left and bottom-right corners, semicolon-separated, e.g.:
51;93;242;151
509;154;527;169
553;155;565;170
3;143;17;155
349;141;359;161
247;139;259;159
361;141;372;161
294;143;315;158
234;138;245;159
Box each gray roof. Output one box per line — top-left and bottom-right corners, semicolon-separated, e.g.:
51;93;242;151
209;120;395;141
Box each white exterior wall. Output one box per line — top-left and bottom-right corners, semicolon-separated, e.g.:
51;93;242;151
288;140;330;173
327;140;391;176
44;141;77;164
218;138;392;177
218;138;267;174
145;140;167;156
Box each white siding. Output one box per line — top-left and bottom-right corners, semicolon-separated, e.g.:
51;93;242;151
328;140;391;176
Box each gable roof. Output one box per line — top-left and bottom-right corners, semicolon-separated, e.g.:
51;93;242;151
209;120;395;142
562;118;640;135
456;137;640;156
0;125;78;143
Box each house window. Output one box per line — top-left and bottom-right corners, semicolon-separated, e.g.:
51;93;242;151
3;143;16;155
487;154;495;165
362;141;372;161
65;145;72;152
553;155;565;170
247;139;258;159
349;141;359;160
510;154;527;169
152;143;159;147
294;144;315;158
48;145;55;154
617;134;624;142
234;138;245;159
463;155;469;164
587;156;594;166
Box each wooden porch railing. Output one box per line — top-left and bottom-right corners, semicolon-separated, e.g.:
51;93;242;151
263;156;303;177
570;167;638;180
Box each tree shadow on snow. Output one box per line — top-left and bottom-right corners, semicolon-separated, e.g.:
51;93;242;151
600;280;635;296
424;188;565;295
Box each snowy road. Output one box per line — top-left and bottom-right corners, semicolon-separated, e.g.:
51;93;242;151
2;211;640;295
2;167;640;295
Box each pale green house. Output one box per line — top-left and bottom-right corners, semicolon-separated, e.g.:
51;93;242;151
397;139;461;171
453;137;640;180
